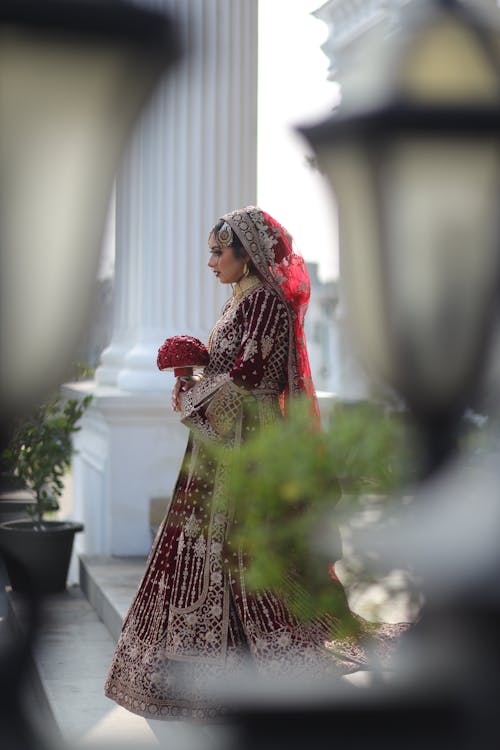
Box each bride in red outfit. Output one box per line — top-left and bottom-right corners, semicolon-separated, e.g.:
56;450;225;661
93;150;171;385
104;206;406;720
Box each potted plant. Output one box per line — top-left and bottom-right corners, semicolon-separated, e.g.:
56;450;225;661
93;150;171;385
0;393;92;594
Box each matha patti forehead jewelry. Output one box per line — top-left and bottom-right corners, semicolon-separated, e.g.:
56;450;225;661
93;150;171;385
216;222;233;246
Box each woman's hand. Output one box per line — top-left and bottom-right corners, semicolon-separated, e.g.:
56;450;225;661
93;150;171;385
171;376;199;412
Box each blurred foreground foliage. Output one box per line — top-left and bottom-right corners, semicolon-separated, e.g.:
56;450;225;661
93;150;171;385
213;399;415;624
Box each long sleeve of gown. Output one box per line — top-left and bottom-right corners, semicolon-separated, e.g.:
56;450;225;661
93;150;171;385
181;286;289;441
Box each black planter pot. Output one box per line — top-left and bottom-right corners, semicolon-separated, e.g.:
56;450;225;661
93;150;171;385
0;520;84;594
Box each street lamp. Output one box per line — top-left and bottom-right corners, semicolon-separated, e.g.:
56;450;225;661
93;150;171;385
300;0;500;475
0;0;179;426
290;6;500;748
0;3;180;747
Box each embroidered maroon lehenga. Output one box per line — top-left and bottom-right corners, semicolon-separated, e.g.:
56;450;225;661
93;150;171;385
104;207;408;720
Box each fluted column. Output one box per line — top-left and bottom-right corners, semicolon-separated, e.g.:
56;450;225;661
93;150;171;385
96;0;258;392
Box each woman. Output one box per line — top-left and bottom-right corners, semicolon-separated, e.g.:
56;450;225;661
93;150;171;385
104;206;404;720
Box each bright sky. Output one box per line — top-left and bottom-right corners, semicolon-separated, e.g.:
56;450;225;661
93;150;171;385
257;0;340;281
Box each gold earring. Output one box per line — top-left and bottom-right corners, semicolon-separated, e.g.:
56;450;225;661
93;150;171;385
243;261;249;278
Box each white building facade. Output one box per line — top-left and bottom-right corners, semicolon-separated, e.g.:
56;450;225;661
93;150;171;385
304;263;340;394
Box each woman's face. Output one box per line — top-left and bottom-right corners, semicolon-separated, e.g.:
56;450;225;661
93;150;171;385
208;235;247;284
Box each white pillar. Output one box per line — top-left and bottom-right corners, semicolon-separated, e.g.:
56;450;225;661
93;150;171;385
96;0;258;393
68;0;258;556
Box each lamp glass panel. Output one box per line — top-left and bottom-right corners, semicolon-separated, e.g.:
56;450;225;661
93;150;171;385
0;32;161;407
402;15;499;103
317;142;393;384
383;137;500;408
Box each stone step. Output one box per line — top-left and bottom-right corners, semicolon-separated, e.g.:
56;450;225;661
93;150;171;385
0;487;35;522
79;554;146;643
6;576;159;747
77;555;222;748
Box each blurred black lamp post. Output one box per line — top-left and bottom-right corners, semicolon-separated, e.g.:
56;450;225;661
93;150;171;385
0;0;179;435
301;0;500;477
0;2;179;748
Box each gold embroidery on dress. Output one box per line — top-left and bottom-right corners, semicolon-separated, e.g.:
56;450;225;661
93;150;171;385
262;335;273;360
243;338;258;362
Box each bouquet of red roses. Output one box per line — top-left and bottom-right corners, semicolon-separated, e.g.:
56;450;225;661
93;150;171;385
157;335;209;378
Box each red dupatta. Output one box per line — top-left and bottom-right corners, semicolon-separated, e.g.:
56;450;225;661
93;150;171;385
222;206;320;425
